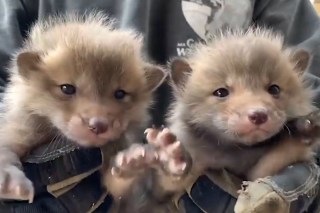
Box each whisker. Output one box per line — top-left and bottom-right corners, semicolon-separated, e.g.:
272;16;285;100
284;124;291;136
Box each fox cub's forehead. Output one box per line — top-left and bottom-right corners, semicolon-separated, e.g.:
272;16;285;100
71;52;145;96
188;53;292;92
69;46;142;76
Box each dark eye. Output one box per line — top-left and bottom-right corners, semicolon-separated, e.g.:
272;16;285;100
60;84;76;95
114;89;127;100
213;88;229;98
268;84;281;97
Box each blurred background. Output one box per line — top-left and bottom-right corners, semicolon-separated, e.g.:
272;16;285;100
311;0;320;14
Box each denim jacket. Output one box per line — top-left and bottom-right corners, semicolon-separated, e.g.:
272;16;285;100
0;0;320;212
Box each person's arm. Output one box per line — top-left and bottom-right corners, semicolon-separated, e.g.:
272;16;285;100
236;1;320;212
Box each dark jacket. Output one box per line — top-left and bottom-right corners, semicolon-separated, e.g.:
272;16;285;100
0;0;320;213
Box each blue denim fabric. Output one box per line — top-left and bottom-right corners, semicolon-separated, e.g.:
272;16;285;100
1;142;112;213
1;141;319;213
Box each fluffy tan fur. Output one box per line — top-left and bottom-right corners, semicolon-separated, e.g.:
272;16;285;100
0;12;166;203
164;27;318;191
99;27;320;213
169;28;315;129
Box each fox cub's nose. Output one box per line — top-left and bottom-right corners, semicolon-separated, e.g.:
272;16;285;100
88;117;108;134
248;111;268;125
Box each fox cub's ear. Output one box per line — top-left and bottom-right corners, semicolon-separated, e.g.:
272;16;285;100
144;64;168;92
168;57;192;94
290;49;310;76
17;51;42;78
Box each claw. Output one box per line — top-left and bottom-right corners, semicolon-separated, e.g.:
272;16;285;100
116;153;125;167
144;128;152;135
28;193;34;203
162;128;170;134
111;144;161;178
141;149;146;158
305;119;311;126
154;152;159;161
111;167;118;176
167;141;182;157
172;141;181;150
180;162;187;171
146;129;161;145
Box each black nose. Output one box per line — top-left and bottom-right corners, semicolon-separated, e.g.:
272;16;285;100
88;118;108;134
248;111;268;125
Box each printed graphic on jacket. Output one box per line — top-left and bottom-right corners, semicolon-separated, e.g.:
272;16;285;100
177;0;253;56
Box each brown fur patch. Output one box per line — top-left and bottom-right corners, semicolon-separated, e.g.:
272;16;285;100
165;27;317;186
0;11;168;205
169;28;315;144
2;12;167;147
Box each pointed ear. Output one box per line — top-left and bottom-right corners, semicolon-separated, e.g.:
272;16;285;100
17;51;42;78
290;49;310;75
169;57;192;91
144;64;168;92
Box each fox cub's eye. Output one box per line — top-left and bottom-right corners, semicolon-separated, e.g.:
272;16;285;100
268;84;281;97
213;88;229;98
60;84;76;95
114;89;127;100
